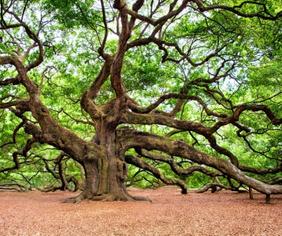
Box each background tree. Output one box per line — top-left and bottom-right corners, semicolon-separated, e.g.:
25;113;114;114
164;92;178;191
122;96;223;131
0;0;281;202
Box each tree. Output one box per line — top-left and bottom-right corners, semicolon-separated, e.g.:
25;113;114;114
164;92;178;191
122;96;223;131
0;0;281;202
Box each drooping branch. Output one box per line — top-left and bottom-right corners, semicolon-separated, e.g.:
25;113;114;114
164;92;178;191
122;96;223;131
125;155;187;194
136;148;222;178
118;128;282;195
123;102;281;152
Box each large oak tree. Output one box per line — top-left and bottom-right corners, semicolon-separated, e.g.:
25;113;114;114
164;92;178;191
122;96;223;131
0;0;282;202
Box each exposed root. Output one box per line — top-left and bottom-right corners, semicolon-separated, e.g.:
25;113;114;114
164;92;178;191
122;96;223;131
62;192;86;203
90;194;115;201
132;195;152;202
62;191;152;203
89;193;152;202
196;183;225;193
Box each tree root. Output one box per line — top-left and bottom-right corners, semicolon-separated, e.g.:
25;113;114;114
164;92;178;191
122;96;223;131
131;195;152;202
62;192;86;203
62;192;152;203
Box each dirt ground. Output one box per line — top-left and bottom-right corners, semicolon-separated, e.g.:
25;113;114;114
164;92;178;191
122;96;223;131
0;187;281;236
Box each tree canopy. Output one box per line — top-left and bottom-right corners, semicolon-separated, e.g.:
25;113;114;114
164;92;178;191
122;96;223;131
0;0;281;202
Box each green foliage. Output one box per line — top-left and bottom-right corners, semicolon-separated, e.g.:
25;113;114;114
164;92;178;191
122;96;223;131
43;0;101;28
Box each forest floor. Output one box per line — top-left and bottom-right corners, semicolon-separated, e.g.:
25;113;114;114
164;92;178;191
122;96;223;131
0;187;281;236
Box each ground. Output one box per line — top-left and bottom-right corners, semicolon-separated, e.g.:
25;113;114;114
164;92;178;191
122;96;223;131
0;187;281;236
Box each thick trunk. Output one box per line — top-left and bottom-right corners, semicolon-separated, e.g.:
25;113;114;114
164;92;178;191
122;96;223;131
66;126;148;202
81;157;130;201
93;126;128;199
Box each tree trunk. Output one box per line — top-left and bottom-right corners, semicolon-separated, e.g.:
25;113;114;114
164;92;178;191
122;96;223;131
66;125;147;202
81;157;129;201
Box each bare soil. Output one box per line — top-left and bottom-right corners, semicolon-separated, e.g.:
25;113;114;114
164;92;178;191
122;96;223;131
0;187;281;236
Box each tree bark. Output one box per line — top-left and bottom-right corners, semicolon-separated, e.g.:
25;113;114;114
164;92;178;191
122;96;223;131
67;125;145;202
